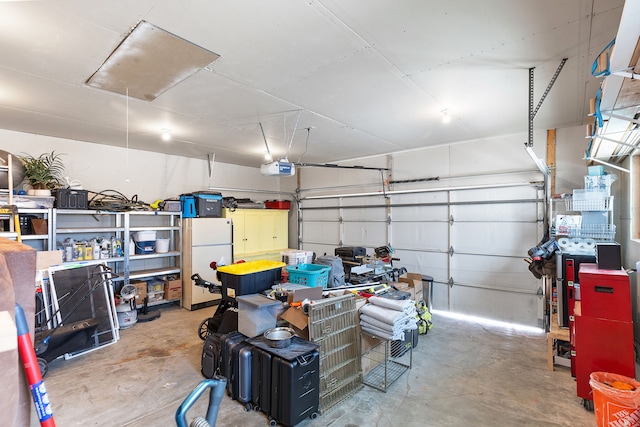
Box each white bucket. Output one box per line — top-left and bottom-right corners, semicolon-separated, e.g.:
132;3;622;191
155;238;170;253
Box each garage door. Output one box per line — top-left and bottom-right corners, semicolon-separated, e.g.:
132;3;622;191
299;182;545;327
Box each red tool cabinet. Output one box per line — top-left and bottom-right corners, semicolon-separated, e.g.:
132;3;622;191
574;263;634;407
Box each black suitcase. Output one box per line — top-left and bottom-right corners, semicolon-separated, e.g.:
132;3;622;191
221;332;252;410
271;350;320;426
251;346;272;414
201;332;223;378
220;332;246;375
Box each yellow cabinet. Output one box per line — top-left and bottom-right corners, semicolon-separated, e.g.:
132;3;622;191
223;209;289;260
269;210;288;250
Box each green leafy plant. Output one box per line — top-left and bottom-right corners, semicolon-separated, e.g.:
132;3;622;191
20;151;65;190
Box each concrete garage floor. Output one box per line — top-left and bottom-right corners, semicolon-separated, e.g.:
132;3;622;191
31;304;595;427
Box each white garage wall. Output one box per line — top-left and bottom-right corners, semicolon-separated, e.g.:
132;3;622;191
0;128;296;203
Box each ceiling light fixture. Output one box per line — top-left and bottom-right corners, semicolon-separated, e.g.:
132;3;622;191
441;109;451;124
86;20;220;101
161;128;172;141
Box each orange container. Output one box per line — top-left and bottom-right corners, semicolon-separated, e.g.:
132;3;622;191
590;372;640;427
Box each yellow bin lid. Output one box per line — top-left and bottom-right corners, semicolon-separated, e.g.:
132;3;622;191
216;260;285;275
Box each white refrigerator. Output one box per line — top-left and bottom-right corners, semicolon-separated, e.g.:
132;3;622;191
182;217;233;310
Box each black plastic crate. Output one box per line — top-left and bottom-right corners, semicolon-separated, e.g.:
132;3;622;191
55;189;88;209
216;261;284;301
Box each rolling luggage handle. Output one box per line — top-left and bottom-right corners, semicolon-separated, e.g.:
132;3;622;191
297;352;318;366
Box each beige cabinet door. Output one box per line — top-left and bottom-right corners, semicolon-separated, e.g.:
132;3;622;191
270;210;289;250
243;209;269;254
224;209;247;254
223;208;289;256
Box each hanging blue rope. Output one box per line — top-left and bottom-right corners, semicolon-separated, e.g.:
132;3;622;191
592;38;615;77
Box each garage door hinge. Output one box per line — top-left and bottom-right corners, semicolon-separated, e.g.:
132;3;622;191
449;246;454;256
339;216;343;223
536;286;543;299
387;216;392;225
449;215;454;225
448;277;454;287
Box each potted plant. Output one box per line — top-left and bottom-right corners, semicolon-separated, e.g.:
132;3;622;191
20;151;65;195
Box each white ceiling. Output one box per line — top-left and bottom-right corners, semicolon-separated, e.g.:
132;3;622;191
0;0;625;168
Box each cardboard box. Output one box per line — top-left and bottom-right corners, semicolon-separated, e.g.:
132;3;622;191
279;286;323;340
31;218;48;235
163;278;182;300
360;332;385;373
286;286;323;304
393;281;423;302
280;306;309;339
131;280;147;305
36;250;62;271
0;310;18;427
397;273;423;301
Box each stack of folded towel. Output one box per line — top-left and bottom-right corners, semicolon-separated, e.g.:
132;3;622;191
359;296;418;340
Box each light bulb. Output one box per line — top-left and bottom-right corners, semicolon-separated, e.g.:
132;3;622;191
161;129;172;141
441;110;451;124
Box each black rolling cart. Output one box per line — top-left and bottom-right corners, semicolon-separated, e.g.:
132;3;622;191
195;261;285;339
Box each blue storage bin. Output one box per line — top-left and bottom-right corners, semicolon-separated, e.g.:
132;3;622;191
180;195;197;218
287;264;330;289
135;240;156;254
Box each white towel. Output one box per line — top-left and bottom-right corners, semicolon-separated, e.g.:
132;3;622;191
360;312;417;331
361;324;403;341
360;314;405;334
369;296;414;313
360;303;405;324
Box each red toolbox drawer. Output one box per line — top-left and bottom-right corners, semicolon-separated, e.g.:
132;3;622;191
265;200;291;210
578;263;631;322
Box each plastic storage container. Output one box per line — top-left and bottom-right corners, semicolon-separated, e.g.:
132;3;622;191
133;231;157;242
146;279;165;293
133;230;157;254
236;294;284;337
216;260;285;300
590;371;640;427
265;200;291;210
281;250;307;266
55;189;88;209
180;194;197;218
146;290;164;303
193;192;222;217
134;241;156;254
287;264;330;289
